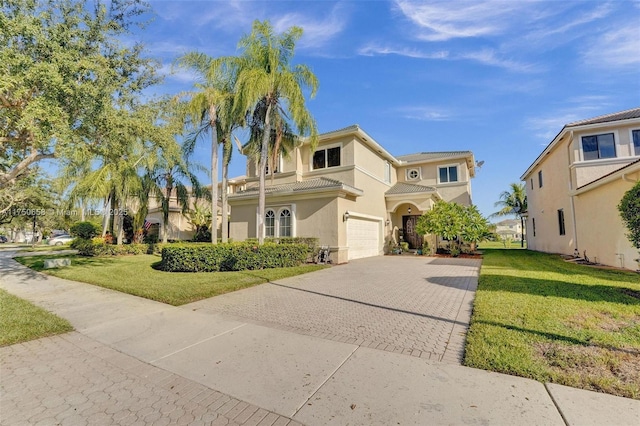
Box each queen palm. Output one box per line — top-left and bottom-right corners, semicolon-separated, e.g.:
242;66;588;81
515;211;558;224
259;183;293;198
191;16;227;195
176;53;235;244
493;182;528;247
233;20;318;244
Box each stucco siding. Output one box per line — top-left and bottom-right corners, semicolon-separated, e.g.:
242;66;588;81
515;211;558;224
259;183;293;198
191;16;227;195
574;175;639;270
525;143;575;255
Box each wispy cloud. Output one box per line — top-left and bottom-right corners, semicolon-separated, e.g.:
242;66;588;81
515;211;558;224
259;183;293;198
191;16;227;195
582;24;640;68
358;44;537;73
526;99;613;140
397;106;453;122
273;4;349;49
358;44;449;59
393;0;532;41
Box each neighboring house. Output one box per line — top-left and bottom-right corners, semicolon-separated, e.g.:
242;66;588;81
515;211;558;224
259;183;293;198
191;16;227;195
495;219;523;240
145;191;218;242
228;125;475;263
521;107;640;270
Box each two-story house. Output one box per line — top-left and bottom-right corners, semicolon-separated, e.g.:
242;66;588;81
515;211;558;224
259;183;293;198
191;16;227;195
228;125;475;263
495;219;523;241
521;107;640;270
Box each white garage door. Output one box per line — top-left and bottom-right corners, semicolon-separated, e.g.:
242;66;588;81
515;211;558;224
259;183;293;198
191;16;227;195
347;218;381;260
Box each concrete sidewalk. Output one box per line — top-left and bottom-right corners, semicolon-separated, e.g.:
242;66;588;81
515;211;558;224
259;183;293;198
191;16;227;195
1;251;639;425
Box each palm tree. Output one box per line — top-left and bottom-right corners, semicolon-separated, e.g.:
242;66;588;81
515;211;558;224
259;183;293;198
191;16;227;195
146;147;205;244
175;53;234;244
492;182;528;247
232;20;318;244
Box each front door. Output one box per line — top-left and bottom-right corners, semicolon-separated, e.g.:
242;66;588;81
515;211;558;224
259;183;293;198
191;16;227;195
402;215;423;249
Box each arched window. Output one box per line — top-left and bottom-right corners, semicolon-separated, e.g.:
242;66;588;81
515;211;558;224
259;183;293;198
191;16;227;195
279;209;291;237
265;210;275;237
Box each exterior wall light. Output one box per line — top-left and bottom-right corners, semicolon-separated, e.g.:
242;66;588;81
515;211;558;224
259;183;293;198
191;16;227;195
343;211;350;221
407;207;412;214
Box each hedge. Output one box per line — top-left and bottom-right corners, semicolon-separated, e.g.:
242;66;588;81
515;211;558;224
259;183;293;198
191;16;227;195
71;238;152;256
161;242;310;272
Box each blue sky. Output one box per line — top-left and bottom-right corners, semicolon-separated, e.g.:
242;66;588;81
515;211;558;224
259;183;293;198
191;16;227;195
134;0;640;218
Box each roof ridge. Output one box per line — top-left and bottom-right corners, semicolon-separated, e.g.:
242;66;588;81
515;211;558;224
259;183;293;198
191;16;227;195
566;107;640;127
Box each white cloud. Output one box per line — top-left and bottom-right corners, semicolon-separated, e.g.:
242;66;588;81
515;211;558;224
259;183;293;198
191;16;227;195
159;63;199;84
526;99;612;140
397;106;452;121
273;4;349;49
393;0;532;41
582;24;640;68
358;44;449;59
357;43;536;73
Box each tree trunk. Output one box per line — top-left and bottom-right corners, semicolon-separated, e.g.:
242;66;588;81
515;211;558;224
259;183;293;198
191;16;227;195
221;162;229;243
162;183;172;244
115;198;124;245
210;106;219;244
257;103;272;245
101;194;111;237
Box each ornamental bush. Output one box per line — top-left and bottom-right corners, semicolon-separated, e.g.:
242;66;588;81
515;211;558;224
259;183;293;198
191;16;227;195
69;221;100;240
161;242;310;272
71;238;150;256
618;181;640;249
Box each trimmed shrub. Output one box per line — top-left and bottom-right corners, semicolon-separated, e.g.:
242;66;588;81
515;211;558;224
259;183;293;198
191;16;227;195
161;242;309;272
69;221;100;240
71;238;150;256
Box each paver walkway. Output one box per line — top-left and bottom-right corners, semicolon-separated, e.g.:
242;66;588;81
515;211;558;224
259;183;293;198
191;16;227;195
187;256;480;364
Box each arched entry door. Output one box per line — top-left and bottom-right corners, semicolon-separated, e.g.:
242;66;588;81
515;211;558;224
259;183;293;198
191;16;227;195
402;215;423;249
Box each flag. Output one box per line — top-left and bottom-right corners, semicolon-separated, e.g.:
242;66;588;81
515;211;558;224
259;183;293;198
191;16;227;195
144;220;152;230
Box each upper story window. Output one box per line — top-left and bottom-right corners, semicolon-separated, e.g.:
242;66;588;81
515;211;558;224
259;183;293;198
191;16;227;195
530;178;534;190
633;129;640;156
582;133;616;161
312;146;341;169
438;165;458;183
265;154;283;175
538;170;543;188
384;161;391;183
406;168;420;181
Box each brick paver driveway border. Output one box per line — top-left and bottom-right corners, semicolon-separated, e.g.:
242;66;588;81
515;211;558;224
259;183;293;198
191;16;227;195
187;256;481;364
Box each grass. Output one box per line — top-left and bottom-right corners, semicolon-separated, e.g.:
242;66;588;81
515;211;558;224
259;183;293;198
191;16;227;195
0;289;73;346
465;249;640;399
477;240;527;250
16;254;327;306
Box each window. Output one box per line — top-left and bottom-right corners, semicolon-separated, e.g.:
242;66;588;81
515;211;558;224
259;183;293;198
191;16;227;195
438;166;458;183
538;170;543;188
312;146;340;169
582;133;616;160
557;209;565;236
407;168;420;180
384;161;391;183
279;209;291;237
265;210;275;237
265;154;282;175
633;130;640;156
532;218;536;237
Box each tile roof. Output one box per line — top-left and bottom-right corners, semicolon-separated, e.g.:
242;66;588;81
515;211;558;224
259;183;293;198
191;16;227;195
566;107;640;127
385;182;436;195
232;177;362;196
396;151;473;163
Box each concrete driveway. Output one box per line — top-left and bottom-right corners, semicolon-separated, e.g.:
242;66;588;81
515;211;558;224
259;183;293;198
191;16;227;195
187;256;481;364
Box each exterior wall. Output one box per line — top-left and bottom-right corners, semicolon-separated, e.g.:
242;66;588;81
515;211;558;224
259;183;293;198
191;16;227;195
571;122;640;188
146;210;195;241
574;174;639;270
398;159;472;205
524;141;575;255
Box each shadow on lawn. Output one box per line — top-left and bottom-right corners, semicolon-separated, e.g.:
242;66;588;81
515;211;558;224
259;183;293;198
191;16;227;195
474;319;640;356
479;274;640;305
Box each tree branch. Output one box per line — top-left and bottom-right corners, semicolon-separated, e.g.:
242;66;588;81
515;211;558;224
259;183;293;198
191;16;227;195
0;150;55;187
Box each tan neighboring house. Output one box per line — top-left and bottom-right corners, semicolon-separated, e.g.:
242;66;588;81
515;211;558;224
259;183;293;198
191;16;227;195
495;219;523;241
228;125;476;263
521;107;640;270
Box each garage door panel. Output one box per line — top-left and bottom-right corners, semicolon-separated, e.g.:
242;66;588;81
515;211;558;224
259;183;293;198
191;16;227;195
347;218;380;260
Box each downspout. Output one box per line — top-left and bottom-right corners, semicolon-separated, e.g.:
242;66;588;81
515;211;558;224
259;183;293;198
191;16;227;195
622;173;638;183
567;130;579;253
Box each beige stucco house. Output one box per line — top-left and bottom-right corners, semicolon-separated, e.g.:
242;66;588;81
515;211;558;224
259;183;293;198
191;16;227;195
228;125;476;263
495;219;523;241
521;107;640;270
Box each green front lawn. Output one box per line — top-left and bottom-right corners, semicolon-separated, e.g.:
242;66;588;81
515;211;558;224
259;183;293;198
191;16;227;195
465;249;640;399
16;254;326;306
0;289;73;346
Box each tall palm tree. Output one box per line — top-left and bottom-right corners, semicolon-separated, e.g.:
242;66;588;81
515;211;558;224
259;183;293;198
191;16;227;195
232;20;319;244
492;182;528;247
175;53;234;244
